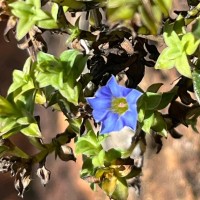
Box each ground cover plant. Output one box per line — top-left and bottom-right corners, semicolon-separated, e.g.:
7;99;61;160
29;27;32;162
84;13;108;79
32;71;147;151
0;0;200;199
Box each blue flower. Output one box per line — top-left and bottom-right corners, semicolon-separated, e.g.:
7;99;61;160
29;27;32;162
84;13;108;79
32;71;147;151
86;75;142;134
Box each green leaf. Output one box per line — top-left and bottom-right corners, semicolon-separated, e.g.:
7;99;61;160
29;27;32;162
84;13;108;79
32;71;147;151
60;82;81;104
81;158;94;177
143;92;162;110
157;89;177;110
108;6;135;21
51;3;59;21
102;176;117;197
8;70;26;94
75;131;101;156
0;117;27;138
31;0;41;9
20;123;41;137
147;83;163;93
105;149;121;163
0;117;18;134
52;0;86;10
155;0;172;17
155;30;195;78
181;33;200;55
37;51;60;64
164;30;181;48
23;57;32;74
152;112;168;137
141;111;155;134
111;177;128;200
155;47;175;70
9;1;34;17
0;145;9;156
8;70;35;102
192;19;200;39
92;149;105;167
192;68;200;104
175;53;192;78
60;50;87;83
139;5;157;35
138;107;145;122
34;9;50;21
35;50;87;104
17;117;30;125
0;96;19;116
16;17;36;40
37;18;59;29
67;118;82;134
12;89;36;114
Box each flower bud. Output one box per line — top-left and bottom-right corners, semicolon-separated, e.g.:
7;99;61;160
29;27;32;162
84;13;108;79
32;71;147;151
36;165;51;187
57;145;76;162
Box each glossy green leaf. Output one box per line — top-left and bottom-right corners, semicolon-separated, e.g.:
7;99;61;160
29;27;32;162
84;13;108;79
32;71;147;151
143;92;162;110
17;117;30;125
20;123;41;137
147;83;163;93
156;89;177;110
0;117;18;134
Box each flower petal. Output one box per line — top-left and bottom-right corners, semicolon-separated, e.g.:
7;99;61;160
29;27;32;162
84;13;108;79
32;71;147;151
93;109;110;123
100;112;119;134
86;97;111;110
95;85;111;98
107;75;122;97
126;89;142;109
120;110;138;131
113;117;125;131
119;85;132;97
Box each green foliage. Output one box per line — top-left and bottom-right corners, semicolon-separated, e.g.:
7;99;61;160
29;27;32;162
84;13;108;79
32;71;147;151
155;30;200;78
1;0;200;199
35;50;88;105
9;0;59;40
107;0;172;34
